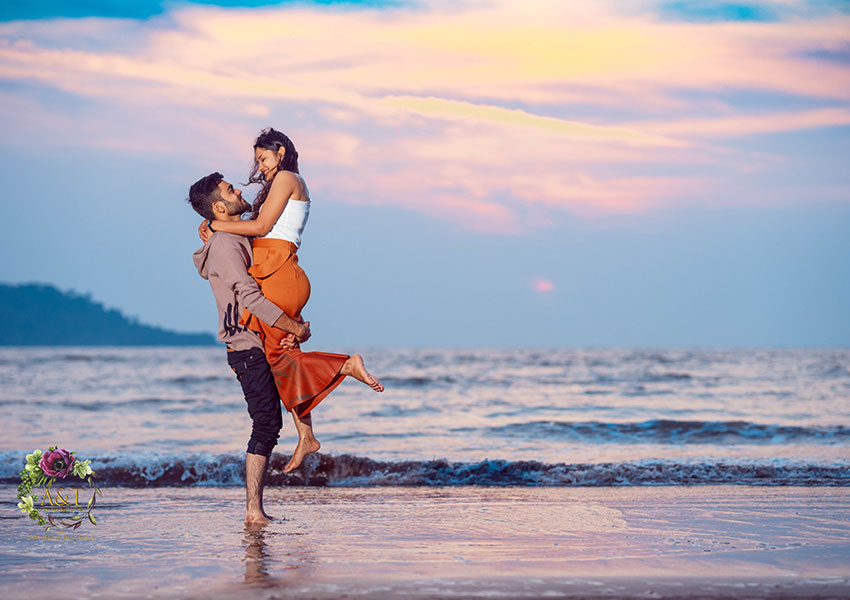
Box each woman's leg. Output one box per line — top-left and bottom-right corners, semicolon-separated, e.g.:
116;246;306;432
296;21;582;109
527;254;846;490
247;245;383;472
280;356;383;473
283;409;321;473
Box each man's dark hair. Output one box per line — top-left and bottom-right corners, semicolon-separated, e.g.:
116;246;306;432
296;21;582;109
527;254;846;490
187;172;224;221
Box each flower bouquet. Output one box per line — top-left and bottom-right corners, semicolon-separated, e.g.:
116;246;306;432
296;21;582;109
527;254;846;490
17;445;103;532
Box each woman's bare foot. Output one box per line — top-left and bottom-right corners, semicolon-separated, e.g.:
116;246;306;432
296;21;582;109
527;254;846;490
341;354;384;392
283;437;320;473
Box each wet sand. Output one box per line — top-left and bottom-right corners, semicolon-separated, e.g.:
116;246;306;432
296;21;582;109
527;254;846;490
1;485;848;598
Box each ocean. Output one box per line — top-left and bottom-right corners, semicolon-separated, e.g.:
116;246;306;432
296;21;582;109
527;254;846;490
1;346;848;487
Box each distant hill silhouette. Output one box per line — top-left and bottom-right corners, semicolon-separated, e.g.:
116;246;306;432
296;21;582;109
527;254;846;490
0;283;217;346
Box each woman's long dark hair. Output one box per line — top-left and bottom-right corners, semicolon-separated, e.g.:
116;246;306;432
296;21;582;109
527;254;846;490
247;128;300;220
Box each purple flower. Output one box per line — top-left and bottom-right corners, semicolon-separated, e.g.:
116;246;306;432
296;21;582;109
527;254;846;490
39;449;75;478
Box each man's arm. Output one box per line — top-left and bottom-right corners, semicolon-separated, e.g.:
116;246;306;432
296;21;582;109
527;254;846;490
271;311;310;342
209;238;310;341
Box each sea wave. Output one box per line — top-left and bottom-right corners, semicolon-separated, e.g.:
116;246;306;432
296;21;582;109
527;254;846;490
471;419;850;444
377;375;458;388
1;451;847;487
0;397;232;412
162;375;230;385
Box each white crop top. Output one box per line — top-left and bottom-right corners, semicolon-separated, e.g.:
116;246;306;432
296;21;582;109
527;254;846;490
261;179;310;248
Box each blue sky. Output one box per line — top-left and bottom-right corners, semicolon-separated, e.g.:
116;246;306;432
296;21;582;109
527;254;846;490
0;1;387;20
1;0;848;347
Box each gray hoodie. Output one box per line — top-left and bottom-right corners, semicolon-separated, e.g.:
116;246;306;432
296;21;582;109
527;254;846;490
193;232;284;351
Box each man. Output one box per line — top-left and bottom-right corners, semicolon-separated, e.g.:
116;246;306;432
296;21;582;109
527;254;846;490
188;172;309;525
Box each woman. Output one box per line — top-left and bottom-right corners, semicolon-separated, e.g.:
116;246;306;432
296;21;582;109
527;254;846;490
200;128;383;473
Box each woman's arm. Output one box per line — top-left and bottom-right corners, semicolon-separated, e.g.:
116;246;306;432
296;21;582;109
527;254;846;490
205;172;299;237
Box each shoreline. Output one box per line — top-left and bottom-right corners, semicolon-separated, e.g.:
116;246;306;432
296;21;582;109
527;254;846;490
2;485;849;598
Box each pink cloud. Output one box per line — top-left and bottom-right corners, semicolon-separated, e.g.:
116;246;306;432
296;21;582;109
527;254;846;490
1;1;848;232
630;107;850;138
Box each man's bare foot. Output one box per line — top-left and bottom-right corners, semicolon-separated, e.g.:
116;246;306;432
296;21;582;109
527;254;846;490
245;511;271;525
341;354;384;392
283;438;320;473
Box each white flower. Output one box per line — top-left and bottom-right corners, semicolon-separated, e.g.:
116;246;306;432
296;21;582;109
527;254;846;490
73;459;93;478
17;495;35;513
24;449;43;472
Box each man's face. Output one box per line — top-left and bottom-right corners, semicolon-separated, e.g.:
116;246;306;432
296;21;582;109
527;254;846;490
214;180;250;216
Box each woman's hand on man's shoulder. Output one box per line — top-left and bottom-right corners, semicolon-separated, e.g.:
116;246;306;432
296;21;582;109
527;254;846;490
199;220;213;243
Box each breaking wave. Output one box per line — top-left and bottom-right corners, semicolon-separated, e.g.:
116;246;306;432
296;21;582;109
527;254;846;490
1;451;847;487
471;419;850;444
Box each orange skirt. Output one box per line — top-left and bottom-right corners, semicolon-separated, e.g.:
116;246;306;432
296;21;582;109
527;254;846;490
240;238;348;418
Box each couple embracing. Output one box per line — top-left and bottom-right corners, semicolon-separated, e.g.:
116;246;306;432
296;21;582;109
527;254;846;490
187;128;383;525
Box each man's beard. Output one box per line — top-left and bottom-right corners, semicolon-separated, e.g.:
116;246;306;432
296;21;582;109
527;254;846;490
224;198;250;216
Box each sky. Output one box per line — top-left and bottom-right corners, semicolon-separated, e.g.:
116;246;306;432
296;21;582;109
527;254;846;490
0;0;848;347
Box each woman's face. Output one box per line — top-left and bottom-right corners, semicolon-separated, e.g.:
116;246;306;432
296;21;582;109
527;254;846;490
255;146;285;181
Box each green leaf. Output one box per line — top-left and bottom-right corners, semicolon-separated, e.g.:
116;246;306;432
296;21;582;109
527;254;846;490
87;513;97;525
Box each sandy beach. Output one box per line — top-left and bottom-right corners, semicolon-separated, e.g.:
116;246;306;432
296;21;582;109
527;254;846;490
2;484;848;599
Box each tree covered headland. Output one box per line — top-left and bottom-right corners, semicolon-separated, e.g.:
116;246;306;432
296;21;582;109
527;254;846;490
0;283;216;346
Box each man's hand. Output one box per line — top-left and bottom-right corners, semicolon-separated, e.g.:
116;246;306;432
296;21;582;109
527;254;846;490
296;320;311;343
271;313;310;345
199;220;213;243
